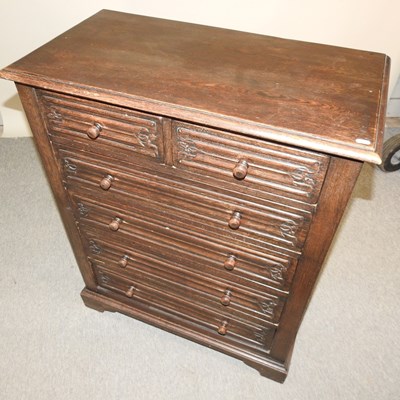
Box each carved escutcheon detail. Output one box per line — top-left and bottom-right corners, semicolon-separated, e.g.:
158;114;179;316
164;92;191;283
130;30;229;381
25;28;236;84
269;263;288;282
63;158;77;173
177;138;199;161
88;240;102;255
280;220;298;244
47;109;63;121
254;329;270;345
98;273;110;285
137;129;159;157
77;202;89;217
290;166;317;190
259;299;278;318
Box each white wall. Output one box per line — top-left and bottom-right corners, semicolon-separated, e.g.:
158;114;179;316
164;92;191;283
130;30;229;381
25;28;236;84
1;0;399;137
387;76;400;117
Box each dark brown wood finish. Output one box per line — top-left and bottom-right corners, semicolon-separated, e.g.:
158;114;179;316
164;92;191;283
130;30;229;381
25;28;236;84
270;157;363;364
15;84;98;292
1;10;389;163
1;10;389;383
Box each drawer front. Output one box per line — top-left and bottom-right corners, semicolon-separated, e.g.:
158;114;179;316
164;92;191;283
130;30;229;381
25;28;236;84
172;121;330;204
37;89;165;163
93;265;276;355
83;225;297;295
59;149;313;257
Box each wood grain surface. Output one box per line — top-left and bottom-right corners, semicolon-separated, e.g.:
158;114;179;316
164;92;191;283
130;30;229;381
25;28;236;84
0;10;389;163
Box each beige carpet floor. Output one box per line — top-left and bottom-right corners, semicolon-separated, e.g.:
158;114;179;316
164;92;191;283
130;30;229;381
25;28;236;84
0;138;399;399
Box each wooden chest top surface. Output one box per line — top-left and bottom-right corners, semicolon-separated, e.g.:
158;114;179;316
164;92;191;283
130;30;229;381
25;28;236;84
0;9;389;162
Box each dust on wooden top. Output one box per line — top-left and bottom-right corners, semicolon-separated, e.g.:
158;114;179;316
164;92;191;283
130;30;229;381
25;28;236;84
0;9;390;163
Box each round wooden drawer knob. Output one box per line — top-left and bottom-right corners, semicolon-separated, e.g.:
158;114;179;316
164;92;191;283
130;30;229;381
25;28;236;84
217;320;229;335
224;255;236;271
228;211;241;230
100;174;113;190
233;159;248;180
109;217;122;231
125;286;135;298
87;122;103;139
118;255;129;268
220;290;232;306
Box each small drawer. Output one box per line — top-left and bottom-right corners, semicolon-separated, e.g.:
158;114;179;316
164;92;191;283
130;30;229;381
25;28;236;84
172;121;330;204
37;89;165;163
93;265;276;355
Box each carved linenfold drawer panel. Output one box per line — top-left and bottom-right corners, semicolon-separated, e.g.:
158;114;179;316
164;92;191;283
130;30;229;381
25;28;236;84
59;152;314;256
37;89;165;162
172;121;330;204
72;191;303;260
93;265;276;354
84;227;297;295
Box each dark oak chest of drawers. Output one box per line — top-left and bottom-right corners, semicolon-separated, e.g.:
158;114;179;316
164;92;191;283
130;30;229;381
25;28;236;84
0;10;389;382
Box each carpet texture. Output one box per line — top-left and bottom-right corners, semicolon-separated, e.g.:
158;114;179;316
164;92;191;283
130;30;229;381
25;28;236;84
0;138;399;399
